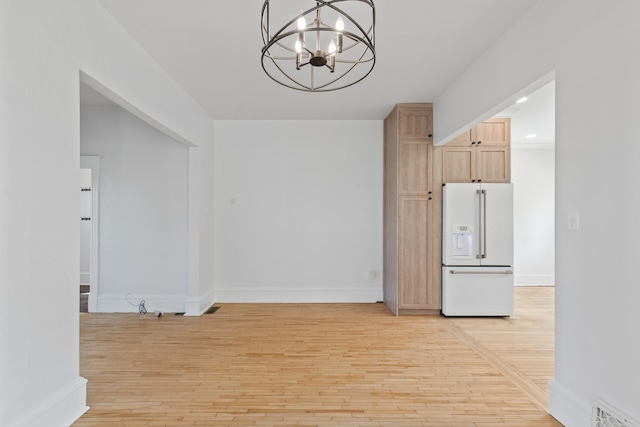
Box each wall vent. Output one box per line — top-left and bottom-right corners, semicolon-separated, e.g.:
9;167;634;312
591;398;639;427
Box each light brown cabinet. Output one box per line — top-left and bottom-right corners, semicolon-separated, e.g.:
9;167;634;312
383;104;442;315
442;118;511;183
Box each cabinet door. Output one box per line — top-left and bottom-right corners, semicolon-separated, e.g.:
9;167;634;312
398;141;431;194
398;108;432;140
442;146;475;183
472;118;510;146
445;129;473;147
476;145;510;183
442;118;511;183
398;196;435;309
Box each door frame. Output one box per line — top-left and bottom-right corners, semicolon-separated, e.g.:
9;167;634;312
80;156;101;312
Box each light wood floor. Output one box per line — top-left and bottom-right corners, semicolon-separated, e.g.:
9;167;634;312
75;287;559;426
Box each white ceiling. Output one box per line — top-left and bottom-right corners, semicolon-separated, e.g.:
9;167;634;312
498;80;555;145
95;0;539;120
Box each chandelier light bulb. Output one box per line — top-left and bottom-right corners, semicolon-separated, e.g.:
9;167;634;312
328;40;336;54
297;16;306;30
295;39;302;53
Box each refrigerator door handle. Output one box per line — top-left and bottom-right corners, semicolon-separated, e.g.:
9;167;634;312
482;189;487;259
449;270;513;275
476;189;483;259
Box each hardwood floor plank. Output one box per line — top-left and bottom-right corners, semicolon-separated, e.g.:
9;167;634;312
75;288;559;426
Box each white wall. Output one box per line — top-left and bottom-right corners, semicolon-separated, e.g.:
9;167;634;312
0;1;215;425
81;106;189;312
188;139;217;315
434;1;640;425
512;146;555;286
214;121;383;302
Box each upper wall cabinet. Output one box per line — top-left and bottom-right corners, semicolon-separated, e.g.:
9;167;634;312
398;108;433;140
442;118;511;183
397;106;433;194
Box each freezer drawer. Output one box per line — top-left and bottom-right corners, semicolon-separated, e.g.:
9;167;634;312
442;267;513;316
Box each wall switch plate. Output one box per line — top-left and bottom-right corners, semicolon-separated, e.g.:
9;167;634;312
567;211;579;230
368;270;376;279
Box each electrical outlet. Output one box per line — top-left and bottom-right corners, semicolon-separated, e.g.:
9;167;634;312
368;270;376;280
567;211;579;230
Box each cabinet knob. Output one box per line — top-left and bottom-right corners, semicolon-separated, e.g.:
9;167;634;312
428;134;433;138
477;140;482;145
471;141;476;145
478;179;482;182
428;197;432;200
472;179;476;182
428;191;432;195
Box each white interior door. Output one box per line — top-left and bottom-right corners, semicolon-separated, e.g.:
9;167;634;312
80;156;101;312
79;169;92;285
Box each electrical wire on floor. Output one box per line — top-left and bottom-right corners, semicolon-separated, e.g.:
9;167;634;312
125;293;162;319
126;293;146;319
138;300;147;319
125;293;140;307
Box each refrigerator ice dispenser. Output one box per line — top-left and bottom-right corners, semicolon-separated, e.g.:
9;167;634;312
452;225;474;259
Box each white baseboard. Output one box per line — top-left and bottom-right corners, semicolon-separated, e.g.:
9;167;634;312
88;291;98;313
514;274;555;286
94;287;384;312
184;287;216;316
214;286;383;303
549;380;591;427
6;377;88;427
95;293;186;313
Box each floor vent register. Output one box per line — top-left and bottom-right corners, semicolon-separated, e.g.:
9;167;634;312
592;398;639;427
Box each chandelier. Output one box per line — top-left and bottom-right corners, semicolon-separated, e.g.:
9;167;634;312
261;0;376;92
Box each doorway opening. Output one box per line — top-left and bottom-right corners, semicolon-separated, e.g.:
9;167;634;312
483;78;556;405
498;80;556;289
79;79;190;314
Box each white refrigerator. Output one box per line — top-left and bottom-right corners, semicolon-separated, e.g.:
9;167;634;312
442;183;514;316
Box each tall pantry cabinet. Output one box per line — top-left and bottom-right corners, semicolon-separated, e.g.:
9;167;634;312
383;104;442;316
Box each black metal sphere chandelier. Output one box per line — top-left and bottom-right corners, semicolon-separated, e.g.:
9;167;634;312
261;0;376;92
